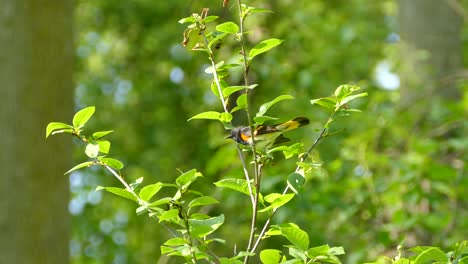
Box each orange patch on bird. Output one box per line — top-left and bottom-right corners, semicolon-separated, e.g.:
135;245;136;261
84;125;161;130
240;133;251;142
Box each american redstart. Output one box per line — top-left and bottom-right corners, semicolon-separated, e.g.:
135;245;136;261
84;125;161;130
226;117;310;150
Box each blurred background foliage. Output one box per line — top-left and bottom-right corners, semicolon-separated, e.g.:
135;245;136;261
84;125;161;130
71;0;467;263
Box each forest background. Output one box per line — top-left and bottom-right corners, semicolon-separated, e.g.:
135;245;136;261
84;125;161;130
0;0;467;263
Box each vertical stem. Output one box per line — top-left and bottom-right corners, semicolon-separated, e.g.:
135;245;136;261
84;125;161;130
235;1;262;263
250;111;337;253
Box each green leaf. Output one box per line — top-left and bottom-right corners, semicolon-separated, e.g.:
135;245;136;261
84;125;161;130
130;177;144;189
249;38;283;59
139;183;163;202
216;22;239;34
307;245;331;257
96;186;137;202
253;116;278;125
189;214;224;238
328;247;345;256
230;93;248;113
136;205;147;215
72;106;95;129
222;86;245;98
149;197;173;208
219;258;243;264
100;157;124;170
394;258;411;264
339;92;368;106
222;84;257;98
188;111;233;123
208;32;229;48
178;16;196;24
164;237;187;246
211;79;227;99
176;169;202;189
96;140;110;154
334;84;360;99
288;247;307;262
267;142;303;159
159;209;180;222
205;61;224;74
413;247;448;263
287;172;305;194
259;193;295;213
260;249;283;264
202;15;218;23
64;161;94;175
214;178;253;196
45;122;73;138
92;130;114;139
189;196;219;209
257;95;294;117
459;256;468;264
85;143;100;158
310;97;337;110
246;6;273;14
269;223;309;251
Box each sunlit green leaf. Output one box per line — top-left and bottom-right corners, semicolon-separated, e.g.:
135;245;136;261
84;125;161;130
222;84;256;98
92;130;114;139
214;178;253;196
260;249;282;264
149;197;173;208
85;143;100;158
230;93;248;113
189;196;219;209
310;97;337;109
216;22;239;34
249;38;283;59
72;106;95;129
188;111;232;123
159;209;180;222
176;169;202;189
178;16;196;24
259;193;295;213
164;237;187;246
96;186;137;202
45;122;73;138
328;247;345;256
139;183;163;202
254;116;278;125
189;214;224;238
96;140;110;154
257;94;294;117
334;84;360;99
64;161;94;175
412;247;448;263
205;61;224;74
271;223;309;251
307;244;331;257
339;92;368;106
202;15;218;23
100;157;124;170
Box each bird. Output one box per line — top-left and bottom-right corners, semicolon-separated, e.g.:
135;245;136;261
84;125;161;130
226;117;309;150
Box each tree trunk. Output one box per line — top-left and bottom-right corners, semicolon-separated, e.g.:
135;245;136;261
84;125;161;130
0;1;73;263
398;0;463;105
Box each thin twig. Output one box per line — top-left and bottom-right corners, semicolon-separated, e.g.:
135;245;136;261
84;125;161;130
234;0;263;262
237;146;256;204
250;112;336;253
201;34;229;113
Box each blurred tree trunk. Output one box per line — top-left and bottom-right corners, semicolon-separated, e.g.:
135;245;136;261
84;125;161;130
398;0;463;105
0;1;73;263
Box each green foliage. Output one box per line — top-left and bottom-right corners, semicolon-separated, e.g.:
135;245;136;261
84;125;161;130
51;0;467;263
